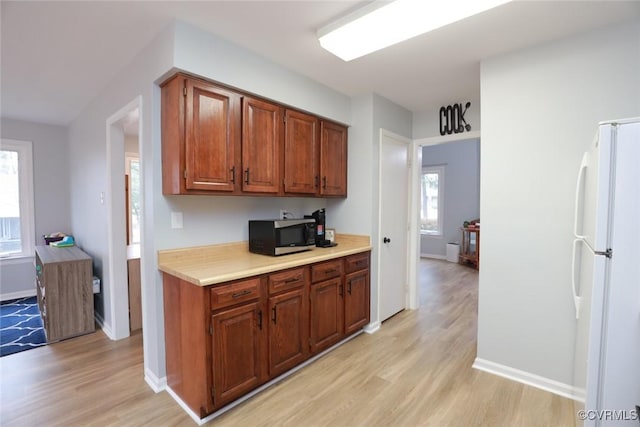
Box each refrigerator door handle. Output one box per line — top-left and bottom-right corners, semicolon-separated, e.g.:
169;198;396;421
571;238;582;319
573;152;589;239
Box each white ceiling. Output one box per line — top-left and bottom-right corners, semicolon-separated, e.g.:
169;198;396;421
2;1;639;127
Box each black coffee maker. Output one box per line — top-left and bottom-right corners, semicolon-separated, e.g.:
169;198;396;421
306;208;337;248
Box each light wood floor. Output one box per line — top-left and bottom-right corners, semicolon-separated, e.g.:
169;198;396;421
0;259;576;426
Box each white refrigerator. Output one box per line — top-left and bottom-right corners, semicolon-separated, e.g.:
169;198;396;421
572;118;640;426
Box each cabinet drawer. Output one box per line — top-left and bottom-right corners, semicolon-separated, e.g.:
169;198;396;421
269;267;308;295
345;253;369;274
211;278;262;310
311;260;343;283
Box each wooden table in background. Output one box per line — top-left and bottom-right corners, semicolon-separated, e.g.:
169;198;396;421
459;227;480;270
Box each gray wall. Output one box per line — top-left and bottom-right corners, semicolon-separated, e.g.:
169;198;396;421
0;118;70;300
420;139;480;257
124;134;139;154
478;20;640;386
67;20;353;384
328;93;413;326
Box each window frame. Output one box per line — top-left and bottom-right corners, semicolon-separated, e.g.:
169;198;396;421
0;138;35;260
420;165;445;237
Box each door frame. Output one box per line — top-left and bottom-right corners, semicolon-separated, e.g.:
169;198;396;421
409;130;481;309
105;96;143;340
376;129;413;327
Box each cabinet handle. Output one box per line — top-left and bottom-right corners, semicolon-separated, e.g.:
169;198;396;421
348;280;352;295
230;166;236;184
232;290;251;298
322;176;327;189
244;168;250;184
258;310;263;329
339;284;343;297
272;306;277;324
284;277;300;283
325;268;336;274
314;175;319;188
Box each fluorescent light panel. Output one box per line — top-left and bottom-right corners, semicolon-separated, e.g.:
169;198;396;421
318;0;511;61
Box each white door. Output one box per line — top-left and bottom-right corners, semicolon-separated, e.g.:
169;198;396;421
379;131;410;322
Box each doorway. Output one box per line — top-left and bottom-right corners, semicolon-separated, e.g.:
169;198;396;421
408;131;481;309
105;96;143;340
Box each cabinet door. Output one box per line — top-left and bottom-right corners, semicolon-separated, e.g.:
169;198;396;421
319;121;347;197
268;288;309;377
242;97;282;193
310;278;344;354
185;79;240;192
284;110;318;194
344;269;370;335
211;302;264;407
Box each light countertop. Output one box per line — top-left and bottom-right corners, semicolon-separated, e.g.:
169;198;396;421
157;234;371;287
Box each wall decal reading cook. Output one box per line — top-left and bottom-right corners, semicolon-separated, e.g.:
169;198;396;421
439;102;472;136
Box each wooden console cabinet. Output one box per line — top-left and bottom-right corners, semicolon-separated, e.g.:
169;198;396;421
162;251;370;418
35;246;95;342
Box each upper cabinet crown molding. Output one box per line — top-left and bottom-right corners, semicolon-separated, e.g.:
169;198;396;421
161;73;347;198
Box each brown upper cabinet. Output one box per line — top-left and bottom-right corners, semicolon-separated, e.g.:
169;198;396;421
320;121;348;197
161;73;347;197
162;75;241;194
284;110;318;195
242;97;283;194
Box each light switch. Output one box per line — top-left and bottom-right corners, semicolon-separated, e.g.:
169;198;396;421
171;212;183;229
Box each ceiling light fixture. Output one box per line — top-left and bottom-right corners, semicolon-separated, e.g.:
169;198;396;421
318;0;511;61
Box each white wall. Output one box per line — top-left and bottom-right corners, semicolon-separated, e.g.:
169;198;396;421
421;139;480;257
68;21;175;383
478;20;640;387
0;118;70;300
172;21;350;124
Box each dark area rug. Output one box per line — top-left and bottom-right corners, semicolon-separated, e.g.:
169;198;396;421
0;296;46;357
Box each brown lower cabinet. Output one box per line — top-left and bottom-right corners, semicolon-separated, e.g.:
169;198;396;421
162;251;370;418
212;301;265;407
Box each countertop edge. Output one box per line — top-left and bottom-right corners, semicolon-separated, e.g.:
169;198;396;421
158;234;371;287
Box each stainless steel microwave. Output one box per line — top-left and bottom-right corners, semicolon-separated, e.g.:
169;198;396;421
249;218;316;256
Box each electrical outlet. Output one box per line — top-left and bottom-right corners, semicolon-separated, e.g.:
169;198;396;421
280;210;287;219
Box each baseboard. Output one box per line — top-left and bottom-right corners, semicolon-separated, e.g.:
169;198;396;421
1;290;37;301
166;386;204;425
145;368;167;393
167;331;365;425
364;321;381;334
472;358;582;401
420;253;447;260
94;312;116;340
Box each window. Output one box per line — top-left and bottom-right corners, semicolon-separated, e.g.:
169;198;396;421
420;165;444;236
125;154;140;244
0;139;35;258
